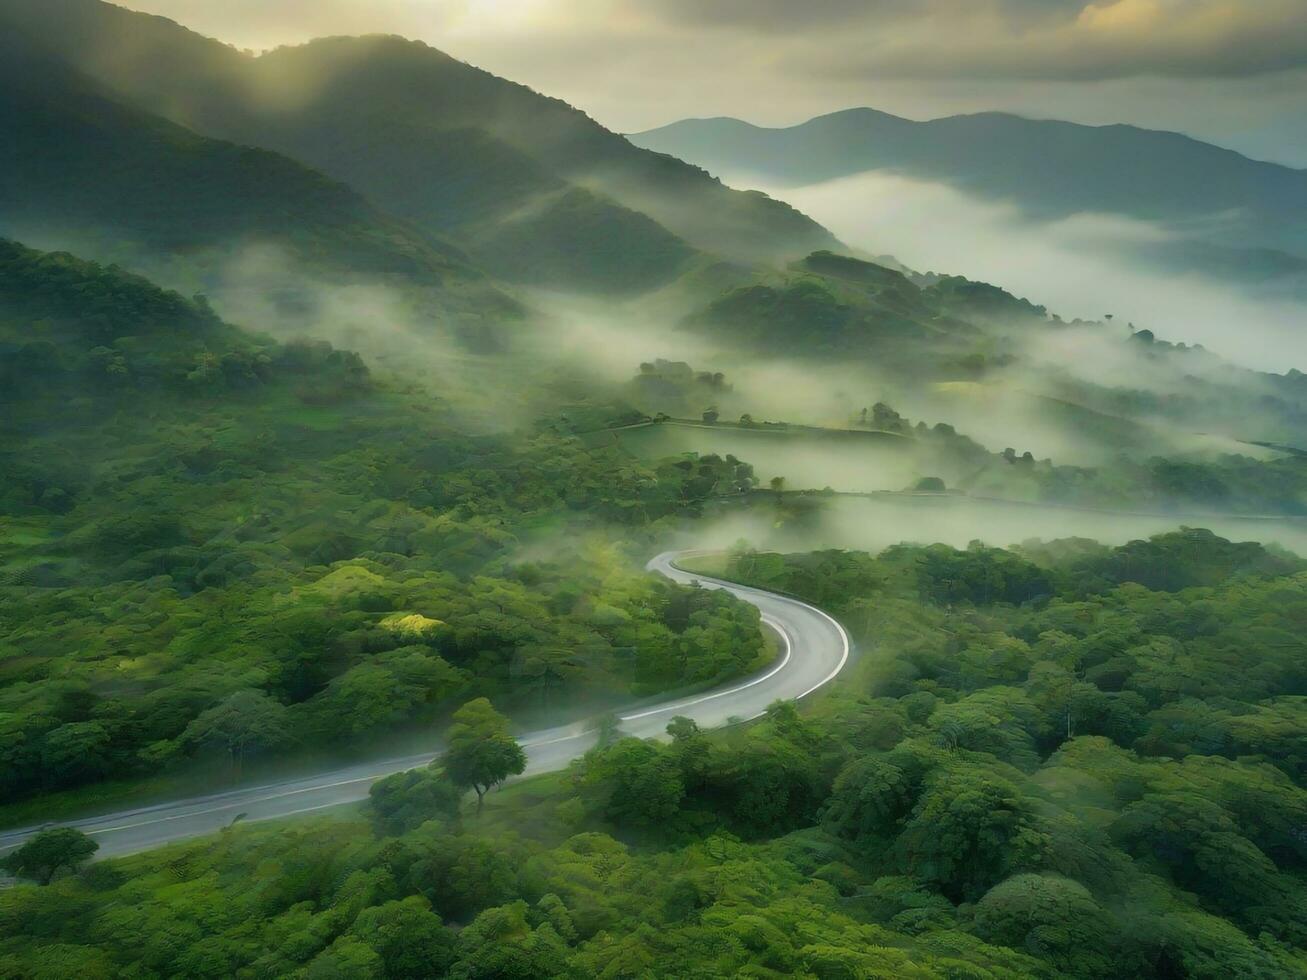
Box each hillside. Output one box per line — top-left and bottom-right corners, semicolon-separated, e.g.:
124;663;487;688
0;0;840;289
680;251;1307;461
633;109;1307;287
0;36;485;287
0;238;767;806
0;33;535;354
684;250;1044;365
6;532;1307;978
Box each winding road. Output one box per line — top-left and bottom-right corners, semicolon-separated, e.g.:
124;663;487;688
0;552;850;860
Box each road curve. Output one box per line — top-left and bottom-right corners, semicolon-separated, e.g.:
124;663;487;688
0;552;850;859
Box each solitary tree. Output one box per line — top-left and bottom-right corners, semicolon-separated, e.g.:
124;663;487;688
701;407;719;424
444;698;526;813
1;827;98;884
769;476;786;493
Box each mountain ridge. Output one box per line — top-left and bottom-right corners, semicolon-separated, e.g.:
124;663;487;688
0;0;842;287
652;106;1306;173
633;107;1307;266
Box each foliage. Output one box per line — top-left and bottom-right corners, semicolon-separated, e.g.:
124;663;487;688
444;699;527;811
0;828;98;885
4;530;1307;976
369;766;464;835
0;242;766;803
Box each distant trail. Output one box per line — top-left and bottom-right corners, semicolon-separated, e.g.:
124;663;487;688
0;552;849;859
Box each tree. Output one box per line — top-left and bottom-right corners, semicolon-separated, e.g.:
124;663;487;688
306;650;464;738
444;699;526;813
871;402;906;432
897;765;1031;901
825;757;917;846
448;901;569;979
701;408;719;424
581;737;685;828
349;896;455;977
39;721;114;789
974;874;1114;977
178;689;291;778
769;476;785;493
370;765;464;834
1;827;98;884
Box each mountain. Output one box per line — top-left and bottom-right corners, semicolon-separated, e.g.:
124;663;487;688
0;0;840;291
682;249;1307;458
0;32;528;335
633;109;1307;279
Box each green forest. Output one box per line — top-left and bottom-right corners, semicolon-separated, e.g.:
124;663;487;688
3;1;1307;976
0;240;765;808
5;530;1306;977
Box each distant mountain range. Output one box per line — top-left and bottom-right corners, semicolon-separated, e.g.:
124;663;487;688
633;109;1307;294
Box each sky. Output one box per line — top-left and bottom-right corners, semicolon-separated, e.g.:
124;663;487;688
119;0;1307;165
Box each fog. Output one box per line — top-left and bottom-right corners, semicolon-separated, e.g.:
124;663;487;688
681;495;1307;559
753;171;1307;373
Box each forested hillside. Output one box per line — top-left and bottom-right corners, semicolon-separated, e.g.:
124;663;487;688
0;0;837;290
0;241;766;805
4;531;1306;977
2;3;1305;977
0;38;481;287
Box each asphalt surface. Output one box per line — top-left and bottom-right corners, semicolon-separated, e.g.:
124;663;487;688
0;551;850;859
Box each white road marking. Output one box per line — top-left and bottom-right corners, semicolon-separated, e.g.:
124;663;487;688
619;615;793;721
3;551;853;856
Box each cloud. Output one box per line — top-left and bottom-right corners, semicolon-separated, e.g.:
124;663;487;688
843;0;1307;81
629;1;1307;81
118;1;1307;166
126;0;1307;80
634;0;906;33
756;169;1307;372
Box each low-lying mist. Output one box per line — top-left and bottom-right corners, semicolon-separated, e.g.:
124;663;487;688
679;496;1307;560
757;171;1307;374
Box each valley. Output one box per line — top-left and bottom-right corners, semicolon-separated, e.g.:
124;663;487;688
1;2;1305;977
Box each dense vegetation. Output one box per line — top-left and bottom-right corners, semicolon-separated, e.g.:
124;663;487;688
0;241;765;803
4;530;1306;976
3;6;1306;978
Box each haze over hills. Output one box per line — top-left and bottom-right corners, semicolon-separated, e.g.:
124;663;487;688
4;3;1307;977
0;33;528;346
634;109;1307;296
0;0;838;292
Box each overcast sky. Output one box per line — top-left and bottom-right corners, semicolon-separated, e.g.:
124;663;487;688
122;0;1307;165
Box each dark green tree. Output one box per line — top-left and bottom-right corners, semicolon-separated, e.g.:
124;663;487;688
444;699;526;813
1;827;98;884
178;689;291;778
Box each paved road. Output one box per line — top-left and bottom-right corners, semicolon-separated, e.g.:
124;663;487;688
0;552;849;859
